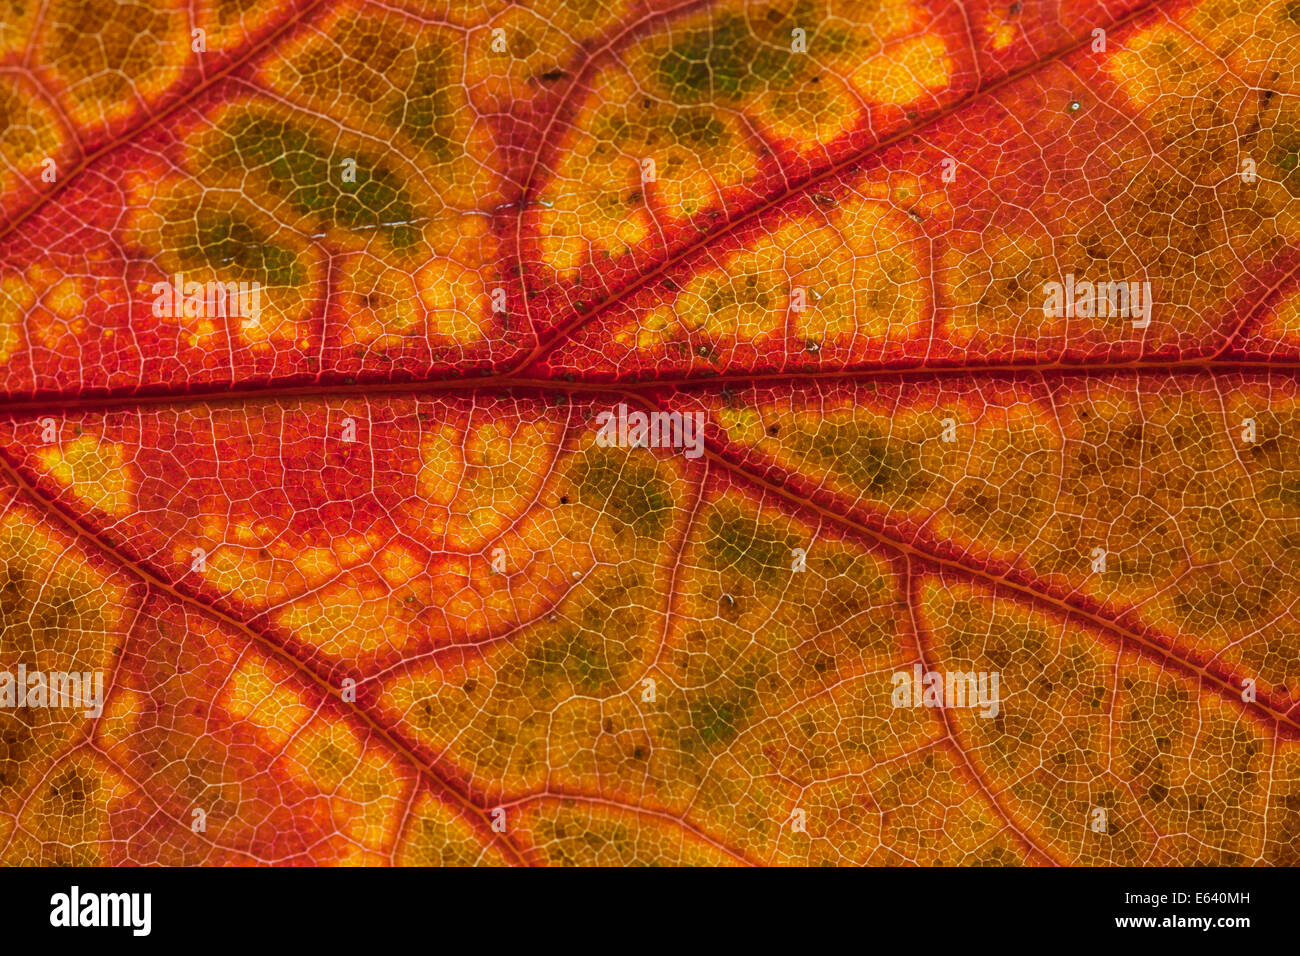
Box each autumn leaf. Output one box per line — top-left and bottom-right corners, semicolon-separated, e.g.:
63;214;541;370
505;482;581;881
0;0;1298;867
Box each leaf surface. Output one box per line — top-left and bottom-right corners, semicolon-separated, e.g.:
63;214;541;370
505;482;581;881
1;0;1299;865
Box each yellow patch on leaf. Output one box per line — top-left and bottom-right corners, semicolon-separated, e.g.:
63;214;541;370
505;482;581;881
38;434;137;518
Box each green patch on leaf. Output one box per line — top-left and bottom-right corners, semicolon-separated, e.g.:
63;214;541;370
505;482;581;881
567;448;674;539
703;506;799;584
209;111;422;249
